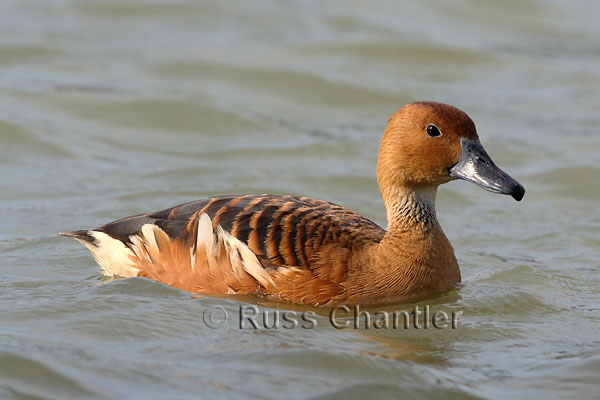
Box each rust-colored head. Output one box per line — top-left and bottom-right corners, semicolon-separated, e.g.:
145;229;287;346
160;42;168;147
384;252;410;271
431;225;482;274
377;101;524;207
377;102;477;189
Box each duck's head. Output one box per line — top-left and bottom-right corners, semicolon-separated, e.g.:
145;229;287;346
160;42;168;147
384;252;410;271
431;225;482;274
377;101;525;206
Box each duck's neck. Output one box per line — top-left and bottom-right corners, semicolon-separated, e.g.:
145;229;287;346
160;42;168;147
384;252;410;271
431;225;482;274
355;184;460;303
383;185;439;231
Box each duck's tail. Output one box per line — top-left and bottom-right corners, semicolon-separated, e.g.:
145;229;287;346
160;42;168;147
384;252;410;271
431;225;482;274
59;230;96;244
59;214;276;294
60;229;141;278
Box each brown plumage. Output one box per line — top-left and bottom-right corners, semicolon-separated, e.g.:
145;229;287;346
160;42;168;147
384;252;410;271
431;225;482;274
61;102;524;306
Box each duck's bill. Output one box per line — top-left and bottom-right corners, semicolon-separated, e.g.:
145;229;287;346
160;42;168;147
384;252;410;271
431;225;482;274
449;138;525;201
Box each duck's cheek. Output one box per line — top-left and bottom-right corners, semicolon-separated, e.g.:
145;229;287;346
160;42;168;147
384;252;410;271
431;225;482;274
436;172;455;184
448;138;525;201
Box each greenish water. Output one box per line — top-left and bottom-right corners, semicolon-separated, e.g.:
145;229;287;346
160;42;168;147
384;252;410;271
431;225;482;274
1;1;599;399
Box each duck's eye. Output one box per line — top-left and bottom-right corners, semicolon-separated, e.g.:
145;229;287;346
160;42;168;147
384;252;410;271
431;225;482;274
426;124;442;138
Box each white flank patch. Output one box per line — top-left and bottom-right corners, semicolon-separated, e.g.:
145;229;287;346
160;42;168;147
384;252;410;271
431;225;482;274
140;224;159;252
216;226;244;276
85;231;140;277
81;213;274;288
197;213;216;256
129;234;150;262
192;213;275;289
189;246;196;270
216;225;275;289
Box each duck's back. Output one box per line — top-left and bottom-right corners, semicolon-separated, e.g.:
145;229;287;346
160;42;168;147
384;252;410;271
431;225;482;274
64;194;385;304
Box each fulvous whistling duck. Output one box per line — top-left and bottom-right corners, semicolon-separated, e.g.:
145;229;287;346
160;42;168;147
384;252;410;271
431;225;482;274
61;102;524;306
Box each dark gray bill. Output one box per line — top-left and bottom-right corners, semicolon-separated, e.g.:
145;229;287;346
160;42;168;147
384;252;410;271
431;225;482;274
449;138;525;201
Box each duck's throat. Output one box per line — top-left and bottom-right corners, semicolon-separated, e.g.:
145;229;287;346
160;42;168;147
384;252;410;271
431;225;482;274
385;186;438;228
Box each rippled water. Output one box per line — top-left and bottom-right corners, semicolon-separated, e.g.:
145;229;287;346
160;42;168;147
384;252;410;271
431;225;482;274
1;1;599;399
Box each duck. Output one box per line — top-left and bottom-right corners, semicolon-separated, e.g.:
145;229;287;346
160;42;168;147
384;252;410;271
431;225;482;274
61;102;524;307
